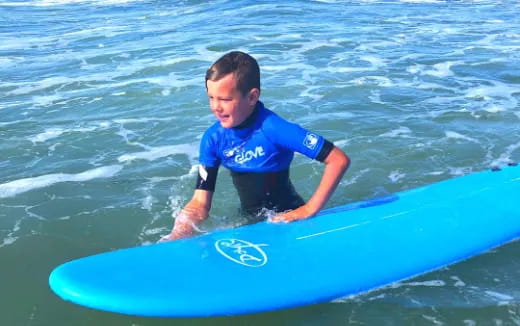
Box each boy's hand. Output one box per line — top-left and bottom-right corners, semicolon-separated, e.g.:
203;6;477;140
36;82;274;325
159;190;213;243
158;208;205;243
270;204;316;223
157;214;194;243
272;146;349;224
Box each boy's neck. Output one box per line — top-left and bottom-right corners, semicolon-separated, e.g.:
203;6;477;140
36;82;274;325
234;101;261;130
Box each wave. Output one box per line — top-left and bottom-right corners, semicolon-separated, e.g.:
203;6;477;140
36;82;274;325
117;143;198;163
0;165;123;198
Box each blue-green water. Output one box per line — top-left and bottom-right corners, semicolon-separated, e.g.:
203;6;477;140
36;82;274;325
1;0;519;325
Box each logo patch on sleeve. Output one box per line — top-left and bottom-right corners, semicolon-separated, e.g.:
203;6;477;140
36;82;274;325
303;132;319;150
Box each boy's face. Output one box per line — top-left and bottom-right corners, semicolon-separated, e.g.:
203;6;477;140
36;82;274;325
206;73;258;129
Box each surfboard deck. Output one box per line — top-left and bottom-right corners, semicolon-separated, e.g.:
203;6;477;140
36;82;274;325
49;164;520;317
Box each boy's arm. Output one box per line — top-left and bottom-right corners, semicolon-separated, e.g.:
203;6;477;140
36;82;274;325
271;146;350;223
160;189;213;241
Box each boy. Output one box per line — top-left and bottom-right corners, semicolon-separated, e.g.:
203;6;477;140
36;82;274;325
161;51;350;241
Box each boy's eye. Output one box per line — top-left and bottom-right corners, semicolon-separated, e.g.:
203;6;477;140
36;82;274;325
208;96;232;102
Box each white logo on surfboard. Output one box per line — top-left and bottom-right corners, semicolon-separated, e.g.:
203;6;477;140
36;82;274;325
215;239;268;267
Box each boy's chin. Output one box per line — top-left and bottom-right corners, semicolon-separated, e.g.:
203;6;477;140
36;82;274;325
220;121;233;128
219;118;239;128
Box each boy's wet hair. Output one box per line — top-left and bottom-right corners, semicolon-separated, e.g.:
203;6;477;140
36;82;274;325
206;51;260;96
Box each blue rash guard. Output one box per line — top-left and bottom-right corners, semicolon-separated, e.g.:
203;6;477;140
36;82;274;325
197;101;333;219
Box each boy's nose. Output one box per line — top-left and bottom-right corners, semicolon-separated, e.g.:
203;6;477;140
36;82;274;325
211;101;222;113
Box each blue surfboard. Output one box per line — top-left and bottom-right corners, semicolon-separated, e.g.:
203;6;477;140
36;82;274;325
49;164;520;317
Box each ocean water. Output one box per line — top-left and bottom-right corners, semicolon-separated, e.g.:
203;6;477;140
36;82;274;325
1;0;519;325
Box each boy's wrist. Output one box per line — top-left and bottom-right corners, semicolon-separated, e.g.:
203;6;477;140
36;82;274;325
303;201;320;216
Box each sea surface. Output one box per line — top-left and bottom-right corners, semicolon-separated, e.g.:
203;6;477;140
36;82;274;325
1;0;519;325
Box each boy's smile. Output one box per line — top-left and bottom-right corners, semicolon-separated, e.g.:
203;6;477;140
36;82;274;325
206;73;258;128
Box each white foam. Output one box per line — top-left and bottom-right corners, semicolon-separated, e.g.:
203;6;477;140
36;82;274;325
0;235;18;247
351;76;393;87
379;126;412;138
145;72;201;89
299;86;323;101
421;315;444;325
0;219;21;248
424;61;462;78
115;127;139;144
0;165;123;198
114;117;173;124
415;81;450;91
361;56;387;69
32;94;64;107
389;171;406;183
63;25;125;39
483;105;505;113
484;290;513;302
340;168;370;187
451;276;466;287
0;56;22;67
28;126;98;143
299;40;338;53
142;227;167;238
117;143;198;163
29;128;65;143
299;111;356;123
330;56;385;73
489;141;520;167
445;131;478;143
369;90;384;104
6;58;201;98
464;81;519;112
141;195;154;211
448;167;472;176
263;62;318;74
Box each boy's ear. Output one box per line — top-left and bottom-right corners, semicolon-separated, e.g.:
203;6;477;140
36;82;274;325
248;88;260;104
